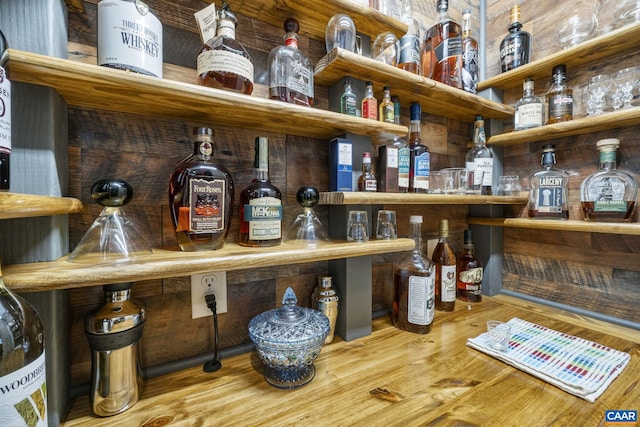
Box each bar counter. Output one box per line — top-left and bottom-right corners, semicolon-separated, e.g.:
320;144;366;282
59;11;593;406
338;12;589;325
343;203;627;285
63;295;640;426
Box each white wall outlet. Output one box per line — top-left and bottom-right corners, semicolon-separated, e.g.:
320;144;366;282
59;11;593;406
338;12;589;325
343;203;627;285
191;271;227;319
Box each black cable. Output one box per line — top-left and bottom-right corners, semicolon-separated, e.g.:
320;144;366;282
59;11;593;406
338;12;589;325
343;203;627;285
203;293;222;372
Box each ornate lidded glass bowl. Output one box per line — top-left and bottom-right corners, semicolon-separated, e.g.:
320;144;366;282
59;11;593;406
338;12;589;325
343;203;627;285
248;287;330;389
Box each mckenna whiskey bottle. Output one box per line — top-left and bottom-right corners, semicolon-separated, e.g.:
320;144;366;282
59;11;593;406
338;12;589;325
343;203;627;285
432;219;456;312
196;2;254;95
422;0;463;89
499;5;532;73
528;144;569;220
456;230;483;302
169;127;234;251
0;262;48;426
392;215;435;334
239;137;283;247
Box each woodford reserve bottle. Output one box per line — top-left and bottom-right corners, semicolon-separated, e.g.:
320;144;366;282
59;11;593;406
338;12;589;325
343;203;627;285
421;0;463;89
528;144;569;219
268;18;314;107
499;4;532;73
432;219;456;312
239;137;282;247
457;229;483;302
392;215;435;334
0;30;11;190
0;262;48;426
196;2;254;94
169;127;234;251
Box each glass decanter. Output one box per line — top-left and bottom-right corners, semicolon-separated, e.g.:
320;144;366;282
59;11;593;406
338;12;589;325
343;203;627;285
285;186;329;245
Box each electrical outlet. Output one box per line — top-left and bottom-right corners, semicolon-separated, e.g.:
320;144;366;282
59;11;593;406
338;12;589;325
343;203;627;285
191;271;227;319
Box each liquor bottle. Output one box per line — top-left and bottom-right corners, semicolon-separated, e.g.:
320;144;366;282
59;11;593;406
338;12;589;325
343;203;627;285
514;79;544;130
408;103;430;193
465;116;493;195
196;2;254;94
268;18;314;107
394;137;410;193
546;64;573;124
432;219;456;312
499;5;532;73
361;81;378;120
377;144;399;192
461;9;478;94
0;262;48;426
239;137;283;247
421;0;463;89
397;18;421;75
392;215;435;334
169;127;234;251
357;152;377;192
580;138;638;222
379;86;395;123
528;144;569;220
456;229;483;302
392;95;401;125
0;30;11;191
340;79;357;116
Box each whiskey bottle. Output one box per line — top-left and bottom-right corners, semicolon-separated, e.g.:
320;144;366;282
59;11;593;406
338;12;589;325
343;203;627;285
268;18;314;107
392;95;401;125
0;262;48;426
528;144;569;220
397;18;421;75
465;116;493;195
580;138;638;222
515;79;544;130
432;219;456;312
392;215;435;334
0;30;10;190
499;5;532;73
394;137;410;193
408;103;430;193
361;81;378;120
546;64;573;124
379;86;395;123
340;79;357;116
169;127;234;251
421;0;463;89
239;137;282;247
456;229;483;302
461;9;478;94
357;152;377;192
196;2;254;94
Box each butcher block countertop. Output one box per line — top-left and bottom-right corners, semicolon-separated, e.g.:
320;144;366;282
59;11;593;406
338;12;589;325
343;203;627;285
63;295;640;426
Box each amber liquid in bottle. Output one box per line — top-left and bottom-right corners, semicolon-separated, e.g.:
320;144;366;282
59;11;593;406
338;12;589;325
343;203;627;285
169;127;234;251
432;219;456;312
456;230;482;302
239;137;282;247
422;0;463;89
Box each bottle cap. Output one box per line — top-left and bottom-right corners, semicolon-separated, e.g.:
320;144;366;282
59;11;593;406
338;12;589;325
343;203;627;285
552;64;567;76
542;144;556;153
439;218;449;236
344;79;352;85
409;215;423;224
410;103;421;121
365;81;373;86
464;229;473;244
384;86;391;91
510;5;522;24
596;138;620;151
284;18;300;34
193;127;214;136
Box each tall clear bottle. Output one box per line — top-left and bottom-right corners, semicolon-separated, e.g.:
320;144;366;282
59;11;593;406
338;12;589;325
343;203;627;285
528;144;569;220
515;79;544;130
408;103;430;193
268;18;314;107
196;2;254;94
580;138;638;222
392;215;435;334
465;116;493;195
169;127;234;251
239;137;283;247
499;5;532;72
421;0;463;89
432;219;456;312
461;9;478;94
457;230;483;302
546;64;573;124
0;30;11;190
0;262;48;426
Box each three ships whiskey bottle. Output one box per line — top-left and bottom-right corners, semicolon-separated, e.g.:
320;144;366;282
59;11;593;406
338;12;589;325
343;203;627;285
169;127;234;251
422;0;463;89
239;137;283;247
499;5;531;72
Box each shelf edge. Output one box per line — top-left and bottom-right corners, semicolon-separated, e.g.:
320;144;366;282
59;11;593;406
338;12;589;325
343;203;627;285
0;192;83;219
467;217;640;235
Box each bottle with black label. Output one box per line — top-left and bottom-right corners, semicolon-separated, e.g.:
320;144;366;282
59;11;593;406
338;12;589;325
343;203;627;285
499;5;532;73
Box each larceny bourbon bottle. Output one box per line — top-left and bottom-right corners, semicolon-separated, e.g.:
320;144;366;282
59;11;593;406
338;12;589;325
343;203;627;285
239;137;283;247
392;215;435;334
528;144;569;219
169;127;234;251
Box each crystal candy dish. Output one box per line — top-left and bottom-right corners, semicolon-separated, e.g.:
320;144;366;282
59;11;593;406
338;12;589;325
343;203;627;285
248;287;330;389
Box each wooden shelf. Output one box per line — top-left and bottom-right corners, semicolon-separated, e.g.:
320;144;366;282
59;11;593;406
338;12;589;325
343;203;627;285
319;191;527;205
0;192;83;219
6;49;407;141
467;217;640;235
487;107;640;146
207;0;408;42
478;23;640;91
2;239;414;292
314;48;514;122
